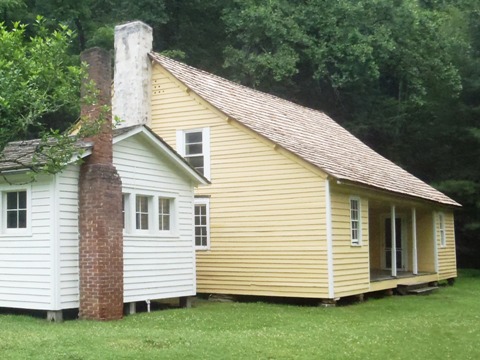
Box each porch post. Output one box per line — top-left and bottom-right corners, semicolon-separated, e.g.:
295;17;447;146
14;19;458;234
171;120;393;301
412;208;418;275
391;205;397;277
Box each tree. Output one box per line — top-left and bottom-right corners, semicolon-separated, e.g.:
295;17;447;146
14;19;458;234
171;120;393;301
221;0;479;267
0;17;101;176
2;1;478;266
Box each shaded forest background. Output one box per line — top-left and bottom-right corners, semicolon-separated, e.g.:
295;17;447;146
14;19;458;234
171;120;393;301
1;0;479;267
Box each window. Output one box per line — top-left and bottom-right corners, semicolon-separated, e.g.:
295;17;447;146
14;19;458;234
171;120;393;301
185;131;204;174
350;197;361;246
123;190;177;236
194;198;210;249
158;198;171;231
439;212;446;247
136;195;150;230
177;128;210;179
6;191;27;229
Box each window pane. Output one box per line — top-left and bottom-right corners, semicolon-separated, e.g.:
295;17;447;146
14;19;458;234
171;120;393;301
140;214;148;229
136;196;148;213
159;198;170;213
162;215;170;230
186;143;203;155
6;192;17;209
186;155;204;169
185;132;202;144
18;210;27;228
136;196;149;230
136;213;141;229
350;199;358;211
352;229;357;241
18;191;26;209
7;211;17;228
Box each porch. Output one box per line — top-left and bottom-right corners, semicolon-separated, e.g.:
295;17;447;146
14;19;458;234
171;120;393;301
368;201;438;289
370;269;436;282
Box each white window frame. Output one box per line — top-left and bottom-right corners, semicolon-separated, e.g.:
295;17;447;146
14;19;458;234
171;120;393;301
123;189;177;237
158;197;173;232
135;194;151;231
176;127;211;179
438;212;446;248
350;196;362;246
1;186;31;235
194;197;210;250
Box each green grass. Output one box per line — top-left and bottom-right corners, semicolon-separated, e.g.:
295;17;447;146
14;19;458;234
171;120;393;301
1;270;480;360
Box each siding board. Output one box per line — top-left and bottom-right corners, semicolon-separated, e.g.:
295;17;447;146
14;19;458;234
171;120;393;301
0;176;54;310
116;135;197;303
151;65;329;298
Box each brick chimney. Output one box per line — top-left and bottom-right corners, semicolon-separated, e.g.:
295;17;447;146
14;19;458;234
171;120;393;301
113;21;153;127
78;48;124;320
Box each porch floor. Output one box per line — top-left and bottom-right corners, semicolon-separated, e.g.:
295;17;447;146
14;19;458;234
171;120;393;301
370;269;435;282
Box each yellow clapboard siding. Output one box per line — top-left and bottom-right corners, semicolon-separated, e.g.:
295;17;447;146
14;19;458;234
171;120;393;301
330;189;370;296
195;284;326;298
151;64;329;298
150;63;457;299
436;211;457;279
197;261;326;267
197;271;325;280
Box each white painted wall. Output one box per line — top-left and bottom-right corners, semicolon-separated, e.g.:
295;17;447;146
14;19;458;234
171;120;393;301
0;174;55;310
56;165;81;309
114;134;196;302
0;131;197;312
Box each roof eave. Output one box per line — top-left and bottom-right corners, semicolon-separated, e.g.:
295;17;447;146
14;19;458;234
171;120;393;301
332;177;462;208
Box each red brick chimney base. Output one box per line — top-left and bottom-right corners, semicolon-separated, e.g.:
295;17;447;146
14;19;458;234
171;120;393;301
78;164;124;320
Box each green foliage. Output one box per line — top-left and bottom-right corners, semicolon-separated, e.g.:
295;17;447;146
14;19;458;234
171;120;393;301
0;18;105;179
223;0;305;87
0;270;480;358
85;25;113;49
0;0;478;264
0;17;82;145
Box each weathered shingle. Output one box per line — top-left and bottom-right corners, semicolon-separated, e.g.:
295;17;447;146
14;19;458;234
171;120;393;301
0;138;92;172
150;52;459;207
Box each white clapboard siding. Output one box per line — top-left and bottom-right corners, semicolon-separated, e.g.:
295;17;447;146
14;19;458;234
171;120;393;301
114;135;196;303
0;175;55;310
56;165;81;309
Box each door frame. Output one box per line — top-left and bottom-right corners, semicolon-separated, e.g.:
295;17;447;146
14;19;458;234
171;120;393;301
380;213;409;271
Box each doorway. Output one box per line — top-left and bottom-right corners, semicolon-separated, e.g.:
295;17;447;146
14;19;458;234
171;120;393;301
383;216;407;271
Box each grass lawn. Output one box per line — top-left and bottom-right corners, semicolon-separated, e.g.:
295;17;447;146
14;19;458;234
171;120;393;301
1;270;479;360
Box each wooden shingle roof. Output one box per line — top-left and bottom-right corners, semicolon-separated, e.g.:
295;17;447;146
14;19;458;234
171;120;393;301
0;138;92;172
150;53;459;207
